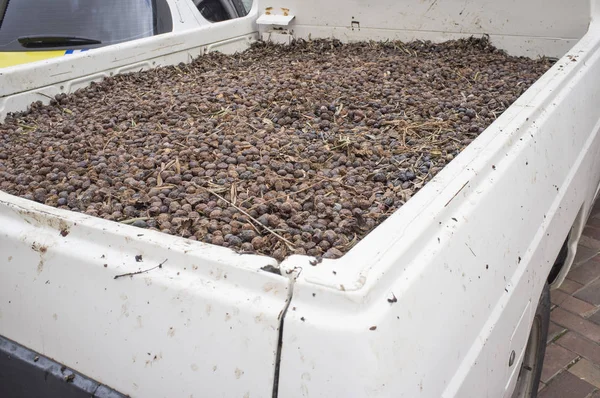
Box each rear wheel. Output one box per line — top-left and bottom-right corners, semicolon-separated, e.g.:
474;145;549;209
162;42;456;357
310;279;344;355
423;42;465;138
511;283;550;398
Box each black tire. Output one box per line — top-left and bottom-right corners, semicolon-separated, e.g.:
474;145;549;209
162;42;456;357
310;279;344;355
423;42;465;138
511;283;551;398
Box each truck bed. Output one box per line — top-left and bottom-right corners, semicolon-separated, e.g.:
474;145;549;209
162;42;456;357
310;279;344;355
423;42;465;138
2;1;600;397
0;38;552;261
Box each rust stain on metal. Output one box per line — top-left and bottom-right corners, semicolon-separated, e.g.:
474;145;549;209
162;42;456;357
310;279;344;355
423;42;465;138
31;242;47;254
263;282;276;293
16;208;70;234
235;368;244;379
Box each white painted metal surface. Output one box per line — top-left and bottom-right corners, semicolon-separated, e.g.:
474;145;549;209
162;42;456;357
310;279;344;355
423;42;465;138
167;0;215;32
255;0;589;58
256;14;295;26
0;192;290;397
2;0;600;397
276;3;600;396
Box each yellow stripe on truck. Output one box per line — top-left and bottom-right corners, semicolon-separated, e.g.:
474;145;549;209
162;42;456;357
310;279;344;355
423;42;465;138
0;51;66;68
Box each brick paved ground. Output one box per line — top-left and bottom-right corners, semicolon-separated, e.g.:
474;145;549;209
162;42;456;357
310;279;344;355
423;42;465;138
539;201;600;397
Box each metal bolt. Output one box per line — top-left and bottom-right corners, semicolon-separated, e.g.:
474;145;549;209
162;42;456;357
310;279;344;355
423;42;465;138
508;350;516;367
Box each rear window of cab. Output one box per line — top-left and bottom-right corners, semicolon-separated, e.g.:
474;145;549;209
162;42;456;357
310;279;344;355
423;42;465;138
0;0;173;51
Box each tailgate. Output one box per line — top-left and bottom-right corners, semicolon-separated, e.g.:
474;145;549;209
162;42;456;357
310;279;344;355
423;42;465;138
0;192;289;397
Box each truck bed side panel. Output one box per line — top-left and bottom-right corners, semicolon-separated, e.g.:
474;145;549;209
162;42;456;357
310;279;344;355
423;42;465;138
277;20;600;398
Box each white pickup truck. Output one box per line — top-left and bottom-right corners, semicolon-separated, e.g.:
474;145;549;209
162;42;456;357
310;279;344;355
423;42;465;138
1;1;600;397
